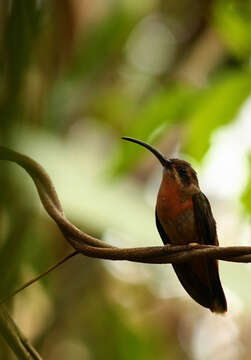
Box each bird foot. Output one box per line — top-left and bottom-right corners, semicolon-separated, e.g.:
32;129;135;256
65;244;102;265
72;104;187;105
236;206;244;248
189;242;199;247
163;244;173;249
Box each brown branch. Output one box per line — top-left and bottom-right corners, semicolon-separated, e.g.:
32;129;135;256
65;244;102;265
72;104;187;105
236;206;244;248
1;145;251;266
0;305;42;360
1;251;79;304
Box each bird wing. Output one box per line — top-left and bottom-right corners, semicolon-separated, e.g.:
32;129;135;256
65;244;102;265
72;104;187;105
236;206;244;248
192;191;218;246
190;191;227;312
155;209;171;245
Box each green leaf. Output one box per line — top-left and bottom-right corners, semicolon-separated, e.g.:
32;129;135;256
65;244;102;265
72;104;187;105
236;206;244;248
213;0;251;59
185;70;251;161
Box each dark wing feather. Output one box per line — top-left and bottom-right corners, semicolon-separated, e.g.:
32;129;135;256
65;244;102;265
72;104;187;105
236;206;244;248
192;192;227;313
192;192;218;246
155;209;170;245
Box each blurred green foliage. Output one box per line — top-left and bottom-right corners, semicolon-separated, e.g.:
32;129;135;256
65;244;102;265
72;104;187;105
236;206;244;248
213;0;251;59
111;83;197;174
242;156;251;214
185;69;251;161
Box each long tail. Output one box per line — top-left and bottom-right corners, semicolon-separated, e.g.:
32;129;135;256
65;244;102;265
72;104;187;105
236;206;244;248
173;258;227;313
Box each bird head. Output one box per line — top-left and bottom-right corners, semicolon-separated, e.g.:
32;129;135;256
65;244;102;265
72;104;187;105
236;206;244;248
122;137;199;188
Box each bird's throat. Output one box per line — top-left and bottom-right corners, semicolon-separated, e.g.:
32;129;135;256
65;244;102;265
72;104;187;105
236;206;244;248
156;177;193;219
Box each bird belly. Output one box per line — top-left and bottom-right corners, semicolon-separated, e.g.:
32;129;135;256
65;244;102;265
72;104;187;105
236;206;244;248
159;209;198;245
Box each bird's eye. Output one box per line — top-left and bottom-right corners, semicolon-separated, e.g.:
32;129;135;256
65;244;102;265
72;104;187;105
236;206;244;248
177;168;187;177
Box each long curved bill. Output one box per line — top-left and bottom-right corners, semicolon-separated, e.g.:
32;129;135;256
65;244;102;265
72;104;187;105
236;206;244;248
121;137;171;167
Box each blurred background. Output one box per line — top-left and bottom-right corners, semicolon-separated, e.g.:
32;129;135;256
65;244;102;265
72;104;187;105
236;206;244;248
1;0;251;359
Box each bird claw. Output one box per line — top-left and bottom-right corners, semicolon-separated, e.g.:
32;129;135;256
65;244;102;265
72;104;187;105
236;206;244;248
189;242;199;247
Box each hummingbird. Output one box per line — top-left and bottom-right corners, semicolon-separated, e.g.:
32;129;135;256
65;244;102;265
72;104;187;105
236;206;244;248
122;136;227;313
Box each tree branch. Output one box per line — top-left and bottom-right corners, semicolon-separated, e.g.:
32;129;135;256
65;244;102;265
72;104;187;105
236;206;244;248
1;251;79;304
1;145;251;359
1;145;251;265
0;305;42;360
